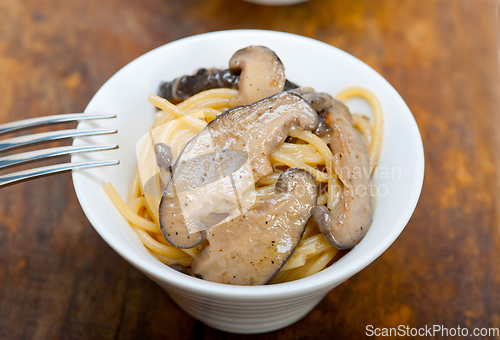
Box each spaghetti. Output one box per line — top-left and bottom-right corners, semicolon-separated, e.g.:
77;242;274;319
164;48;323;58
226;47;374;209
104;86;383;284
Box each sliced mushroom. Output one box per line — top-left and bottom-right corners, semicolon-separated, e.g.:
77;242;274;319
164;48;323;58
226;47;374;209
159;92;319;249
192;168;318;285
312;100;372;249
290;87;340;136
159;69;299;103
158;47;299;104
154;142;172;171
292;87;334;112
283;79;300;91
229;46;286;106
159;68;239;103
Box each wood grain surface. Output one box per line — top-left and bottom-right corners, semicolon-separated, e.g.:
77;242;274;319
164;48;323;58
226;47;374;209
1;0;499;339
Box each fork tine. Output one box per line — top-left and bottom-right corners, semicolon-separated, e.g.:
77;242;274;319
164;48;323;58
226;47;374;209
0;128;117;153
0;113;116;136
0;144;118;170
0;160;120;188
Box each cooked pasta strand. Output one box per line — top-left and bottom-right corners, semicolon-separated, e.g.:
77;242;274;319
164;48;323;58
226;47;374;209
271;151;328;182
288;127;340;210
317;193;328;205
184;108;222;122
148;94;206;131
256;171;281;186
303;249;338;277
353;113;373;149
103;183;160;233
155;253;193;267
134;227;188;258
127;167;141;205
176;88;238;110
189;97;230;110
336;87;383;174
277;143;323;164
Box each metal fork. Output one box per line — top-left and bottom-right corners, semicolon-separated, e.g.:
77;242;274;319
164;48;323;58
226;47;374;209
0;113;119;188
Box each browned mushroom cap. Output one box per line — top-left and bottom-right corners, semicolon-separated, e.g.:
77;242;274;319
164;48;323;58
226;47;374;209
159;91;319;249
290;87;341;136
291;87;334;112
158;46;299;103
312;100;372;250
159;68;239;103
229;46;286;106
192;168;318;285
159;69;299;104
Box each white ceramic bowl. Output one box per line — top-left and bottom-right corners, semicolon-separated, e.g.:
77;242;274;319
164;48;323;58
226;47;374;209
72;30;424;334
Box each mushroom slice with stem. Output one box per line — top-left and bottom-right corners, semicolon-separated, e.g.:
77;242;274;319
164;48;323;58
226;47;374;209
158;68;299;104
158;46;298;104
312;99;372;249
229;46;286;106
158;91;319;249
192;168;318;285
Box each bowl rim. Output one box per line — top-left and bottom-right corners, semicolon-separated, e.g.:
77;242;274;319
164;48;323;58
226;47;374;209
73;29;425;299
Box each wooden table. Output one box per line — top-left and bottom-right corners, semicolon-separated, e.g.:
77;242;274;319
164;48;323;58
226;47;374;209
1;0;499;338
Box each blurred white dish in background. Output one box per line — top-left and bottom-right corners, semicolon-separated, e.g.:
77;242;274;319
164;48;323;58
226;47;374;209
72;29;424;334
243;0;308;5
